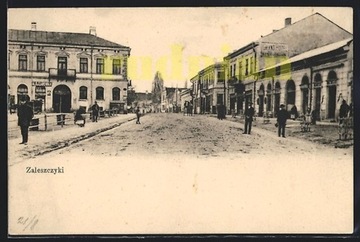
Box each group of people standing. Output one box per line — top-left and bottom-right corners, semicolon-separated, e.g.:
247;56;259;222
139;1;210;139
242;102;288;138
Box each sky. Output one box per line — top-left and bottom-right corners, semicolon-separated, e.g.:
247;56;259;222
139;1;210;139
8;7;353;92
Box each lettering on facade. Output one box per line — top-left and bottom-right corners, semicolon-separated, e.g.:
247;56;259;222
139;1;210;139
260;42;288;57
32;81;52;87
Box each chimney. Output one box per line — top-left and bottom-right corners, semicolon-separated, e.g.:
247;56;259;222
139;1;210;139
31;22;37;31
89;26;96;36
285;17;291;27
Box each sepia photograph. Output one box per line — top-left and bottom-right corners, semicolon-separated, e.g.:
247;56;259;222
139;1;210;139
7;6;354;235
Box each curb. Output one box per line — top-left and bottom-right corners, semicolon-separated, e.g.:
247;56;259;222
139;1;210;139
30;117;136;158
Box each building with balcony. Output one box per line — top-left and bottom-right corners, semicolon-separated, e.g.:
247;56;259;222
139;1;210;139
223;13;352;117
8;24;131;113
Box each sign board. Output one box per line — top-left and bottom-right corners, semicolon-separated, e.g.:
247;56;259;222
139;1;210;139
32;81;52;87
260;42;288;57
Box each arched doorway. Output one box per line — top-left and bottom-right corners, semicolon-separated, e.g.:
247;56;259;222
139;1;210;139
17;84;28;103
327;71;337;119
258;84;264;117
53;85;71;113
300;76;309;114
274;82;281;116
266;83;272;112
314;73;322;121
286;80;296;110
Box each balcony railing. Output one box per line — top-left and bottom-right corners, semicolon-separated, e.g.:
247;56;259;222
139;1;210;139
49;68;76;81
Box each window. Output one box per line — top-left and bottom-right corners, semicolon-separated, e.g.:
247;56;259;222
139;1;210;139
112;87;120;100
58;57;67;70
275;66;281;76
217;71;224;82
18;55;27;71
230;66;232;77
217;94;224;105
79;86;87;100
245;59;249;76
112;59;121;74
96;58;104;74
96;87;104;100
250;57;254;74
239;61;242;79
233;64;236;77
37;55;45;71
58;57;67;76
80;58;88;73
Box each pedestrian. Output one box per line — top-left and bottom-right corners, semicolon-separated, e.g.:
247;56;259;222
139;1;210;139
17;95;34;145
290;105;298;120
243;102;254;134
74;106;86;127
91;101;99;122
339;99;349;124
276;104;288;138
135;107;141;124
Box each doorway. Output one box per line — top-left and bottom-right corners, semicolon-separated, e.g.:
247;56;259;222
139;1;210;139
53;85;71;113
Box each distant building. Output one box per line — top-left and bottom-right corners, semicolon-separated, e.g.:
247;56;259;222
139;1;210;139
8;24;131;113
161;87;186;112
191;62;225;114
179;88;193;113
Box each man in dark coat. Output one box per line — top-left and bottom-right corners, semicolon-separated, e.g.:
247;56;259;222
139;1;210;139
17;95;34;145
243;102;254;134
135;107;141;124
91;101;100;122
277;104;288;138
339;100;349;124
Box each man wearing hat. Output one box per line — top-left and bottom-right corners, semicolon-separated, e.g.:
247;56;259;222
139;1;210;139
277;104;288;138
17;95;34;145
243;102;255;134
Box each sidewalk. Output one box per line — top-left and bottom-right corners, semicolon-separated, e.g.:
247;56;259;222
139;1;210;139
209;114;353;149
8;114;136;166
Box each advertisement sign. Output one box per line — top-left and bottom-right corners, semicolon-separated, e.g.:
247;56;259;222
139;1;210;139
260;42;288;57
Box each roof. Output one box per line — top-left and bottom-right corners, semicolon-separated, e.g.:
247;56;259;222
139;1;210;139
257;13;352;57
261;38;353;72
224;13;352;60
8;29;129;49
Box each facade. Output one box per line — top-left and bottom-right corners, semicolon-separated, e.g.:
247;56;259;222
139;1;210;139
8;24;131;113
179;88;193;112
191;62;225;114
257;38;353;121
161;87;184;112
223;13;353;117
190;74;200;114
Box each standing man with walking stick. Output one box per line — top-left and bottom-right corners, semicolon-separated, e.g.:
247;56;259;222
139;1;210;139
17;95;34;145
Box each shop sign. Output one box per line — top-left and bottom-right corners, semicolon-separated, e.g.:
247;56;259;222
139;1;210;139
32;81;52;87
260;42;288;57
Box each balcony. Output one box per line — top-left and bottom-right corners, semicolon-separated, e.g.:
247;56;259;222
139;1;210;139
49;68;76;81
